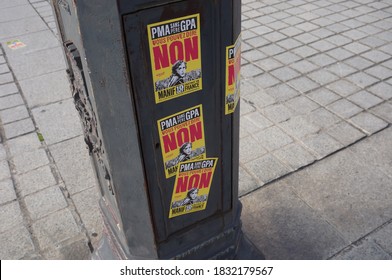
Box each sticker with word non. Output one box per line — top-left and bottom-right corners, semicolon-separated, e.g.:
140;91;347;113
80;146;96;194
225;34;241;114
147;14;202;104
6;39;26;50
169;158;218;218
157;105;206;178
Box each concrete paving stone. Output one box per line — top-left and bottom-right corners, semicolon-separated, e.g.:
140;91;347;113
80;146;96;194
343;42;371;55
239;99;255;115
282;16;305;26
5;47;66;81
302;132;344;159
25;185;68;220
245;153;292;184
252;73;280;89
49;136;97;195
0;64;10;74
308;69;339;86
280;26;304;37
342;29;368;41
245;90;276;109
308;107;341;129
340;18;365;29
370;102;392;123
357;24;383;36
263;31;287;43
360;36;387;49
0;201;24;233
331;240;391;260
243;111;273;130
32;99;82;145
42;236;90;260
326;121;366;146
12;148;49;174
294;32;319;44
276;38;302;50
239;135;268;163
347;90;383;109
326;48;355;61
261;103;296;123
270;67;301;82
242;19;260;29
242;49;266;62
309;40;336;52
273;142;316;171
4;118;35;139
325;34;352;47
378;43;392;56
250;25;274;36
292;45;318;58
270;11;291;21
280;115;321;139
0;160;11;181
327;80;362;97
370;222;392;256
325;62;357;78
254;126;294;152
307;88;341;106
350;112;388;135
327;99;363;119
289;60;319;74
310;27;335;39
326;22;351;34
32;208;82;251
365;65;392;81
267;20;290;31
7;132;42;156
296;21;319;32
285;96;319;115
0;56;5;64
239;165;261;196
260;44;287;58
243;10;261;19
0;0;29;9
17;165;57;197
308;53;337;68
367;82;392;100
0;179;16;205
254;57;283;72
0;225;34;260
288;76;320;93
356;14;379;24
0;93;24;110
0;144;5;161
311;17;334;27
240;79;258;96
37;9;53;18
241;63;263;78
241;41;252;52
241;181;347;260
298;12;320;21
71;186;103;239
242;30;257;40
361;50;390;64
254;15;276;25
0;16;47;41
0;105;29;124
273;52;302;65
0;73;13;85
0;83;18;98
0;4;37;23
245;36;270;48
281;148;392;243
266;83;300;102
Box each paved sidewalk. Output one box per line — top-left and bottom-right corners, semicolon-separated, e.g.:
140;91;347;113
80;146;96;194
0;0;391;259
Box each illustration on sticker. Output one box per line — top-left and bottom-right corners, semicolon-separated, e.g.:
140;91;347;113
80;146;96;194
225;34;241;114
157;105;206;178
169;158;218;218
147;14;202;103
6;39;26;50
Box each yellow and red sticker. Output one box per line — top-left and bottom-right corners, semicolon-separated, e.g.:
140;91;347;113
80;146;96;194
225;34;241;114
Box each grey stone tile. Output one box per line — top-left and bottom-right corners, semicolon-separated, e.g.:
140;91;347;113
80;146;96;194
241;181;347;259
0;83;18;97
32;208;82;251
0;4;36;23
309;40;336;52
332;240;391;260
0;179;16;205
254;126;294;152
254;58;283;72
285;96;319;115
261;103;296;123
367;82;392;100
32;99;82;145
266;83;300;102
4;118;35;139
308;53;337;67
0;0;29;9
25;185;68;220
280;115;321;139
326;122;366;146
239;99;255;115
282;149;392;242
326;62;357;77
307;88;341;106
350;112;388;135
361;50;390;63
50;136;96;195
71;187;103;238
270;67;301;82
276;38;302;50
344;56;374;70
245;154;292;184
347;91;383;109
371;222;392;256
0;94;24;110
365;65;392;81
327;80;361;97
260;44;286;57
292;45;318;58
242;49;266;62
246;36;270;48
0;64;10;74
12;148;49;174
0;105;29;124
0;73;13;85
308;69;339;86
252;73;280;89
250;25;273;36
240;135;268;163
7;133;42;156
274;52;301;65
290;60;319;74
311;27;335;39
273;143;316;170
326;48;355;61
0;17;47;40
343;42;371;55
0;225;34;260
239;166;261;196
371;102;392;122
0;160;11;181
245;90;276;109
241;63;263;78
263;31;287;43
342;29;368;41
327;99;363;119
308;107;341;129
17;165;57;197
302;133;344;159
0;144;6;161
0;201;24;233
288;76;320;93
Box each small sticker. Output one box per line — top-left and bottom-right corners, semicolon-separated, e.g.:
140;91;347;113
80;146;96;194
6;39;26;50
169;158;218;218
157;105;206;178
225;34;241;115
147;14;202;103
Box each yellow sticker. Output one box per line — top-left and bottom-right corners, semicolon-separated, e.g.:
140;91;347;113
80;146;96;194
147;14;202;103
225;34;241;114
